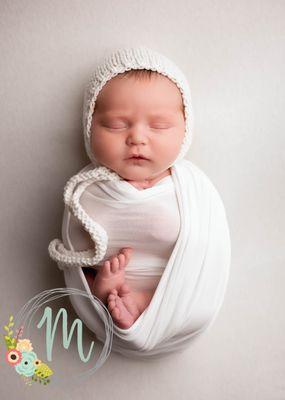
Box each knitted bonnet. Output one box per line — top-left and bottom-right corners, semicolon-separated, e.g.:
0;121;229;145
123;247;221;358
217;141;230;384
82;45;194;168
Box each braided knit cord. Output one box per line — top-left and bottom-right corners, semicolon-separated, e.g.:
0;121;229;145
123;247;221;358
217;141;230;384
48;166;122;269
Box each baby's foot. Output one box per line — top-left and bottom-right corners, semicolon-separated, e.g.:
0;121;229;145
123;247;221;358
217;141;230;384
107;284;140;329
91;247;133;304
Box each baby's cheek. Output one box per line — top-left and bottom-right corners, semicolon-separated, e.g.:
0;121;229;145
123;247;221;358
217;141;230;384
91;133;110;156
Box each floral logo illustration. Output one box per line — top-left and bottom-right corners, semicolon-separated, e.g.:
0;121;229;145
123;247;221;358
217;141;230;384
3;315;53;386
2;288;113;388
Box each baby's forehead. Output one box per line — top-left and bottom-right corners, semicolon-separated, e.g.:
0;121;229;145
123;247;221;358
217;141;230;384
94;73;184;115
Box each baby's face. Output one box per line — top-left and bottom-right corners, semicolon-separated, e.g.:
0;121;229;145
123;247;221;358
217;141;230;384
90;72;186;182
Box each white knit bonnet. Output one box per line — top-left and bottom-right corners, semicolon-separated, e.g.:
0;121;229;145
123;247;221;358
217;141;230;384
48;46;194;268
83;45;193;167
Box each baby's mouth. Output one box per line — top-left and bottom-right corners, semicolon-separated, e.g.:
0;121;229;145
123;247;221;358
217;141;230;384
127;157;150;161
127;154;150;160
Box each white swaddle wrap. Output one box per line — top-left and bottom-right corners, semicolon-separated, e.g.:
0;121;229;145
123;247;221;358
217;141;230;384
49;158;231;358
48;46;231;359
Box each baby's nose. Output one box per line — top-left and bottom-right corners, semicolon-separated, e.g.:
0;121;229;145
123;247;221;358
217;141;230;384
126;124;148;144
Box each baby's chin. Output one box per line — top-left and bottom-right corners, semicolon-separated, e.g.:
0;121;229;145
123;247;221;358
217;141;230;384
100;163;150;181
96;159;166;182
118;170;152;182
118;167;169;183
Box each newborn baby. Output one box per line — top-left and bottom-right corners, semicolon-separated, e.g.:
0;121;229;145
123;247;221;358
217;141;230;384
86;69;185;329
48;47;231;357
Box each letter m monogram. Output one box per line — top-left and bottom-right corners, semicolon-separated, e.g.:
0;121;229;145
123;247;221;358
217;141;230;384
37;306;94;363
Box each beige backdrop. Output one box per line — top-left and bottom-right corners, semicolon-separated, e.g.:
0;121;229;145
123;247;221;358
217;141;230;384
0;0;284;399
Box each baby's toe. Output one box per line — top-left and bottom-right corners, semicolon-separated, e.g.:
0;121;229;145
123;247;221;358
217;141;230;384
118;283;131;296
103;260;111;274
107;299;116;312
107;293;116;302
111;307;121;320
110;256;120;273
117;253;126;269
120;248;133;266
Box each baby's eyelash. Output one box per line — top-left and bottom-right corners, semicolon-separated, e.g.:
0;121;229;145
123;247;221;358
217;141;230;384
151;125;171;129
103;125;127;129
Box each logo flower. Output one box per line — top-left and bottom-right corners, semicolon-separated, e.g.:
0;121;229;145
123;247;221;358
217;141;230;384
2;315;53;386
15;351;37;377
6;349;22;366
16;338;33;352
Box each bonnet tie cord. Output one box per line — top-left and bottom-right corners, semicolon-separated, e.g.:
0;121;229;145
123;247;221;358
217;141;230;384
48;165;122;269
